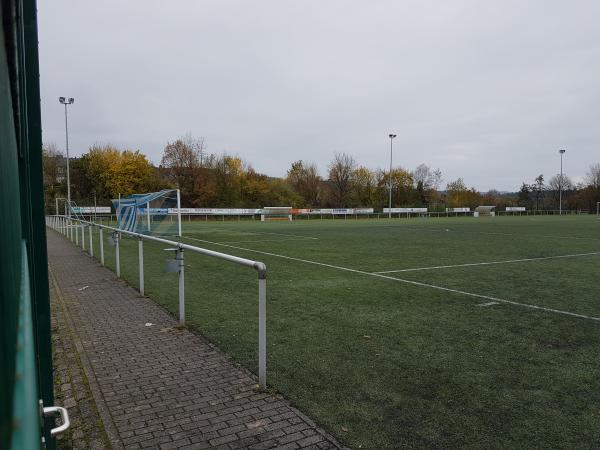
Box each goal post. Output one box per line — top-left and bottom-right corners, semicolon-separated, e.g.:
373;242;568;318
112;189;182;236
261;207;293;222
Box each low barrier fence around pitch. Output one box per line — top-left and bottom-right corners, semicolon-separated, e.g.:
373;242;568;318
45;215;268;389
66;209;585;224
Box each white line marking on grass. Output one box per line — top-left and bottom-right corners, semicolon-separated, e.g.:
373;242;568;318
478;302;499;307
374;252;600;274
181;236;600;322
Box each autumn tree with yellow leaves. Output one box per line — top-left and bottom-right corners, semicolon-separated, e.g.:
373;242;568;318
70;145;163;204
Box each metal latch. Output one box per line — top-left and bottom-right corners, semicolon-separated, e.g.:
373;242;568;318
43;406;70;437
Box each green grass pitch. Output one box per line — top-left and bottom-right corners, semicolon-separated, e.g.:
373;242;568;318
87;215;600;449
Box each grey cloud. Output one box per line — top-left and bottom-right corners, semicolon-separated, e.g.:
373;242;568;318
39;0;600;191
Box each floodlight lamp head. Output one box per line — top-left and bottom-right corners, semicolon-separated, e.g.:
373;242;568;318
389;134;397;139
59;97;66;103
68;98;74;104
559;149;566;154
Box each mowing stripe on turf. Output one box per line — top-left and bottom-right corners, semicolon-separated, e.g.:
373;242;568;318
254;231;318;240
211;237;320;244
454;230;600;242
180;236;600;322
373;251;600;274
378;224;600;242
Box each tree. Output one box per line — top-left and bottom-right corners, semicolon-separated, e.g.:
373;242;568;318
517;183;531;207
160;135;205;203
532;175;545;211
286;160;322;207
445;178;481;208
240;168;271;207
107;150;155;197
372;167;416;208
72;145;160;203
412;164;442;206
389;168;415;206
579;164;600;212
213;155;244;206
412;164;442;190
585;163;600;189
327;153;356;207
548;173;573;209
42;143;66;212
266;178;303;207
351;166;376;206
75;145;116;202
42;143;63;186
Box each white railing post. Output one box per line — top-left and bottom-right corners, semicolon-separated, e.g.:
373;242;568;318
138;237;144;296
89;225;93;257
81;224;86;250
115;233;120;278
258;276;267;390
177;189;182;237
178;248;185;325
99;228;104;266
75;223;79;245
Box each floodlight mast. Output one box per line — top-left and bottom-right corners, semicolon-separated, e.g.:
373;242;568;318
559;149;566;215
388;134;397;218
59;97;75;217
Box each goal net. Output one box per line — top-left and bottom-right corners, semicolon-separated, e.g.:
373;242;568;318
112;189;181;236
261;207;293;222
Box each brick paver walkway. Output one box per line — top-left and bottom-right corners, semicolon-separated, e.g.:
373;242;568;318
51;279;112;450
47;230;343;450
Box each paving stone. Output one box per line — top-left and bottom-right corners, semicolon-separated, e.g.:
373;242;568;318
47;230;343;449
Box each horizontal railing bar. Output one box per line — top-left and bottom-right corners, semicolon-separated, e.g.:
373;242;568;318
51;215;266;278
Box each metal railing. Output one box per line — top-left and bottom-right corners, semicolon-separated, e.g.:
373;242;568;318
46;215;268;389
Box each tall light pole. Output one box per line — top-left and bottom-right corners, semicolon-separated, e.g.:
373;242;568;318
388;134;397;218
559;149;566;215
59;97;74;216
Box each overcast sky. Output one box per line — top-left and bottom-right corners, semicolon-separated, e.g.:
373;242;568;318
38;0;600;191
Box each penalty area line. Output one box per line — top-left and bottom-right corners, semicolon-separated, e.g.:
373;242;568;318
374;251;600;274
180;235;600;322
